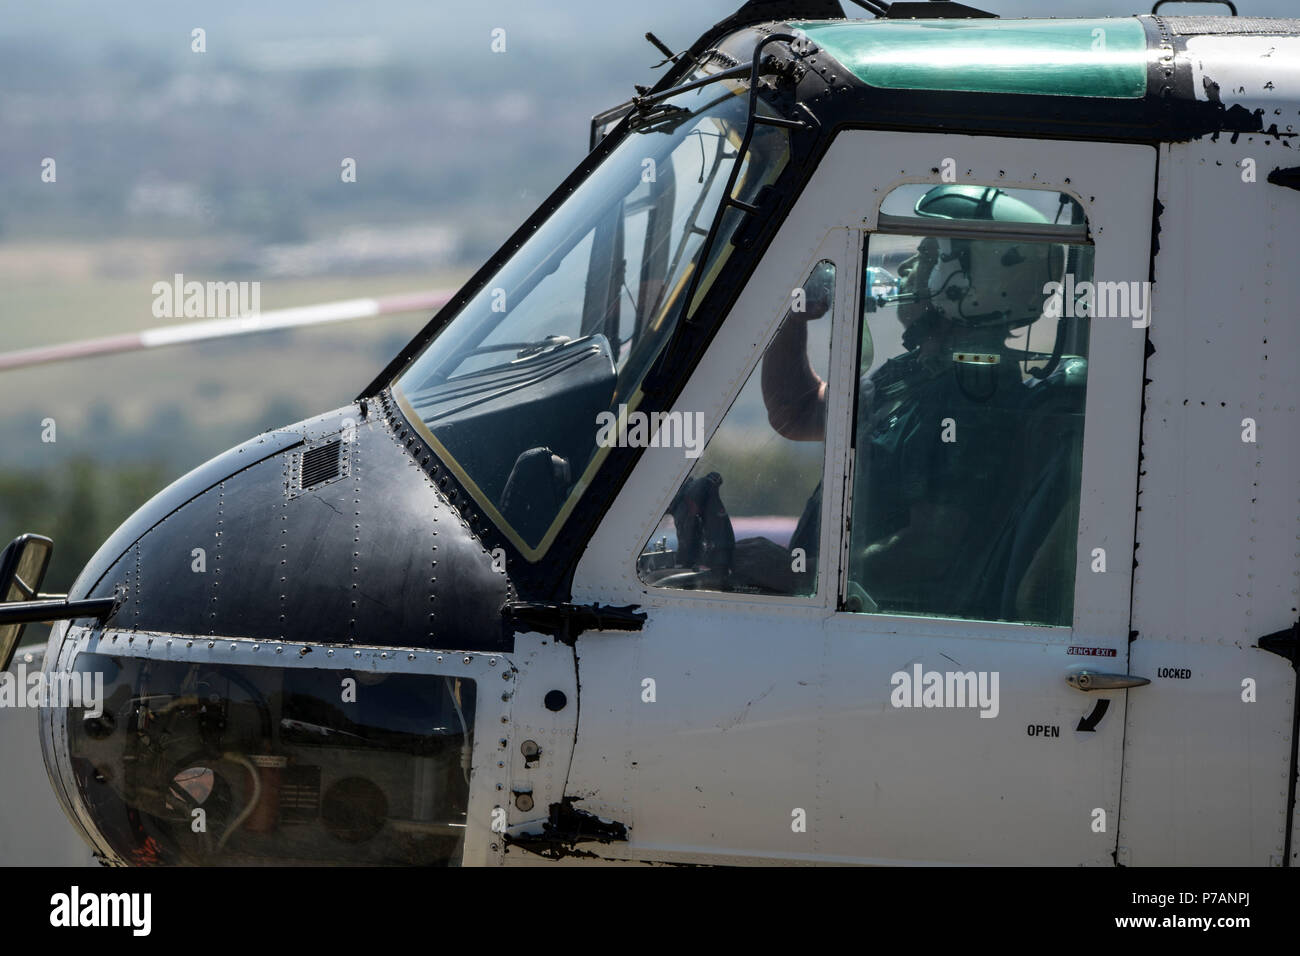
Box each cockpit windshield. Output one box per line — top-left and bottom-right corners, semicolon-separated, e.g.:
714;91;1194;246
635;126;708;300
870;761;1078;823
392;73;791;557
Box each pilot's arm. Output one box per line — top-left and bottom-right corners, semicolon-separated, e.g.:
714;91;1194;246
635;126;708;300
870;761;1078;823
761;315;828;442
760;261;836;442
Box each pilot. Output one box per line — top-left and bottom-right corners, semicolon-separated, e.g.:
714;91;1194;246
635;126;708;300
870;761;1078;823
762;185;1071;617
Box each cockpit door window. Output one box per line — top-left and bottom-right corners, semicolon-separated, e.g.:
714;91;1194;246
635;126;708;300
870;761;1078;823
638;259;836;597
845;185;1096;626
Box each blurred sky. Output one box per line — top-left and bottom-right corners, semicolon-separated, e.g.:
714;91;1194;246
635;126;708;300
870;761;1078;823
6;0;1297;49
7;0;1298;80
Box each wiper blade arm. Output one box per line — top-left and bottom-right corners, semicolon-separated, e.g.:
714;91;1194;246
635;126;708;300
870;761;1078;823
626;102;692;135
632;64;750;114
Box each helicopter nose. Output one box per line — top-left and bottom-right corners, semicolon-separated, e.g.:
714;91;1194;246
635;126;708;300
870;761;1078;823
62;402;510;651
39;400;511;866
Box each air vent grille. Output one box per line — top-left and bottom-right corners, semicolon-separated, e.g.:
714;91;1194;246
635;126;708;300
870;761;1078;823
300;440;342;489
286;438;350;498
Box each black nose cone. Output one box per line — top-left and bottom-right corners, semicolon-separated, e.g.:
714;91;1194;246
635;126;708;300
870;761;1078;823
70;404;511;651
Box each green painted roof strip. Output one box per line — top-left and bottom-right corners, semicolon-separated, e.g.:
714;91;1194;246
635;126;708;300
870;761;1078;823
790;18;1149;99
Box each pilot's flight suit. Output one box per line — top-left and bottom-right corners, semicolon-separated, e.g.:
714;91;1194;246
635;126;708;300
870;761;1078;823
785;343;1040;613
847;348;1026;618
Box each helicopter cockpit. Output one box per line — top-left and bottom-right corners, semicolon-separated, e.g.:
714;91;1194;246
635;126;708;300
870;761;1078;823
391;67;793;557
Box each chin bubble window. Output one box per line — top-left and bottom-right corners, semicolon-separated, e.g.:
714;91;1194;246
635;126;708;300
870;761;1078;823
638;260;835;597
64;648;475;866
846;184;1093;626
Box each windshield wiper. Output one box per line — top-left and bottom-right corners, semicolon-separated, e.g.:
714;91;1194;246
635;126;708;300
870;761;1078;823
626;102;693;135
632;64;751;115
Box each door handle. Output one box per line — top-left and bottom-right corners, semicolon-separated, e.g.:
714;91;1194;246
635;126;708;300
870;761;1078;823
1066;669;1150;692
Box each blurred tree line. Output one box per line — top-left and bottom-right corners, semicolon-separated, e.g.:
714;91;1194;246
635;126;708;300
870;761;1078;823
0;458;169;594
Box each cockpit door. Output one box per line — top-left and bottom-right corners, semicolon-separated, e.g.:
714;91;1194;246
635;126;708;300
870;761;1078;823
822;132;1154;864
569;130;1155;865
